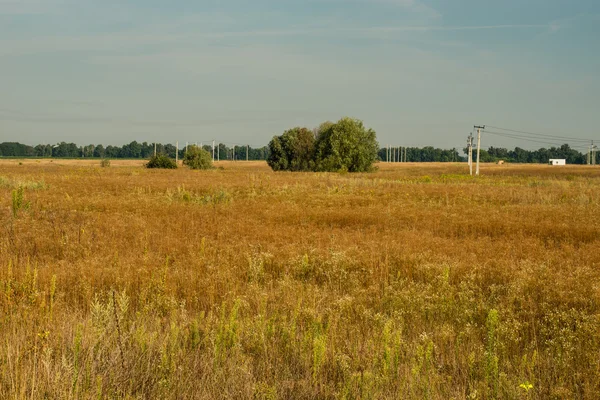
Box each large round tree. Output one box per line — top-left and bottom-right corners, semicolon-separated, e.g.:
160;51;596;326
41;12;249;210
267;127;315;172
314;117;379;172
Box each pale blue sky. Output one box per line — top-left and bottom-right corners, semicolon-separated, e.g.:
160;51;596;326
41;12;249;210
1;0;599;149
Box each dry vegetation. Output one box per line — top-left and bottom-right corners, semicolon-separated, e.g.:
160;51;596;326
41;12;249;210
1;159;599;399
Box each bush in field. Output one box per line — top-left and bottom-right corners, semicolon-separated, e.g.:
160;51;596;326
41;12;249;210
100;159;111;168
267;118;379;173
314;117;379;172
267;127;315;171
146;153;177;169
183;145;214;170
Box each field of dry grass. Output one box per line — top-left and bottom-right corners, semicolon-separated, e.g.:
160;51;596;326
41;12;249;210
1;160;599;399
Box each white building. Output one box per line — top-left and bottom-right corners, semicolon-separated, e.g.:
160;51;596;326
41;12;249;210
549;159;566;166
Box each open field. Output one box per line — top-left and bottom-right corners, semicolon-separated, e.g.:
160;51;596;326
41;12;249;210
1;160;599;399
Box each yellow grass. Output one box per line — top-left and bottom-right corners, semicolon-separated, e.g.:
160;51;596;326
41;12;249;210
1;160;599;399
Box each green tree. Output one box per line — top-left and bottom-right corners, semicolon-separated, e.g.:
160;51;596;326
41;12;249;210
93;145;105;158
52;142;79;157
267;136;289;171
268;127;315;171
183;145;214;170
121;141;142;158
314;117;379;172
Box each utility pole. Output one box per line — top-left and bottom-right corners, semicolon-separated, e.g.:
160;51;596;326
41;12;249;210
474;125;485;176
154;142;157;157
467;133;473;176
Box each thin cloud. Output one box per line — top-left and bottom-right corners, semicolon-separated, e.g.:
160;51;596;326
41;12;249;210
320;0;441;18
0;0;68;15
0;23;553;55
0;109;299;127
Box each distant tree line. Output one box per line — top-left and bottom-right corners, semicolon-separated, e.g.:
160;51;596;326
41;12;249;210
0;141;269;160
0;140;591;165
378;147;461;162
476;144;587;164
379;144;590;164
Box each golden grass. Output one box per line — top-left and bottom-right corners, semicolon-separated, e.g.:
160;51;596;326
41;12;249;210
1;160;599;399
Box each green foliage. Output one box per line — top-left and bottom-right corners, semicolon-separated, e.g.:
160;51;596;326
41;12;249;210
11;186;30;217
314;117;379;172
267;118;379;173
267;136;288;171
182;145;213;170
267;127;315;171
146;154;177;169
0;142;35;157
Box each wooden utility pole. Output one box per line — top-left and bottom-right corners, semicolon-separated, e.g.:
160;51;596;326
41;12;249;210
474;125;485;176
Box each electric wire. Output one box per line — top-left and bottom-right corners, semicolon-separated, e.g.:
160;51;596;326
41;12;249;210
484;130;589;149
485;125;593;143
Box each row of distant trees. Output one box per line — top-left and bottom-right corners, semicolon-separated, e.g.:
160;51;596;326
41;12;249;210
479;145;588;164
0;141;591;164
0;141;269;160
379;147;461;162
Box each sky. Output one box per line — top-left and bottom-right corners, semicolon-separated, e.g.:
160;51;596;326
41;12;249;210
1;0;599;150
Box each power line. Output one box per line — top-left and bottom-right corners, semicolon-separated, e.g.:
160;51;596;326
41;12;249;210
485;125;593;143
484;130;590;149
485;130;582;147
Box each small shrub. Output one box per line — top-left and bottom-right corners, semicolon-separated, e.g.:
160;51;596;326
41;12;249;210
183;146;213;170
100;159;111;168
146;154;177;169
